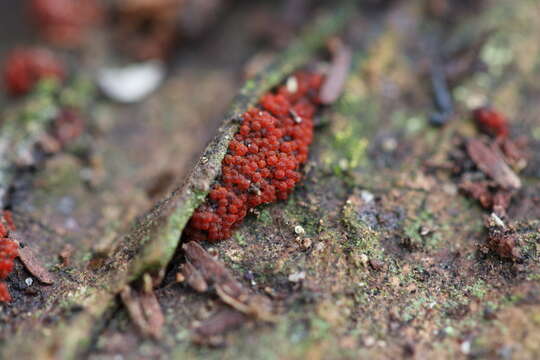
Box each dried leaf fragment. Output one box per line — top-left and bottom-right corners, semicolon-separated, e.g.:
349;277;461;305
182;241;244;296
17;242;55;285
191;308;248;345
466;138;521;189
181;261;208;292
182;241;274;321
320;39;352;104
120;284;164;339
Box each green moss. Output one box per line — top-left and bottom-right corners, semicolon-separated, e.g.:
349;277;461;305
234;232;247;246
341;200;383;261
320;53;381;179
402;209;443;251
504;293;525;305
468;279;488;300
257;208;273;225
323;95;376;177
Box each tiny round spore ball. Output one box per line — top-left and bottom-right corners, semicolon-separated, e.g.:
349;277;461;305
185;72;323;242
3;47;64;96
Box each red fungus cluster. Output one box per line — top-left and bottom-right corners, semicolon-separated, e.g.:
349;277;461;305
29;0;102;47
0;211;18;302
3;47;64;97
473;106;509;138
185;72;323;241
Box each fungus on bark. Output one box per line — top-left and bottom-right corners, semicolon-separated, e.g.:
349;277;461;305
184;71;323;241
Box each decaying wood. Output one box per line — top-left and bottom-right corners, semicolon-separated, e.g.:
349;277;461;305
3;1;540;359
459;180;494;209
123;4;353;283
1;7;350;359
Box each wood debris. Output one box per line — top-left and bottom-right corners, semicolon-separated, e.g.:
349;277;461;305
58;244;74;267
191;308;248;346
180;261;208;292
484;214;521;260
450;106;531;260
459;180;495;209
320;38;352;105
182;241;274;321
16;239;55;285
120;284;165;339
466;138;521;190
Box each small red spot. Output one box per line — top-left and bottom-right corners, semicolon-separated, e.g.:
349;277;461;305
0;211;19;302
3;47;64;97
473;107;509;138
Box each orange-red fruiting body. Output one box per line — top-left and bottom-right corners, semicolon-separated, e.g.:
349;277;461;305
3;47;64;96
473;107;509;138
185;72;323;242
0;211;18;302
